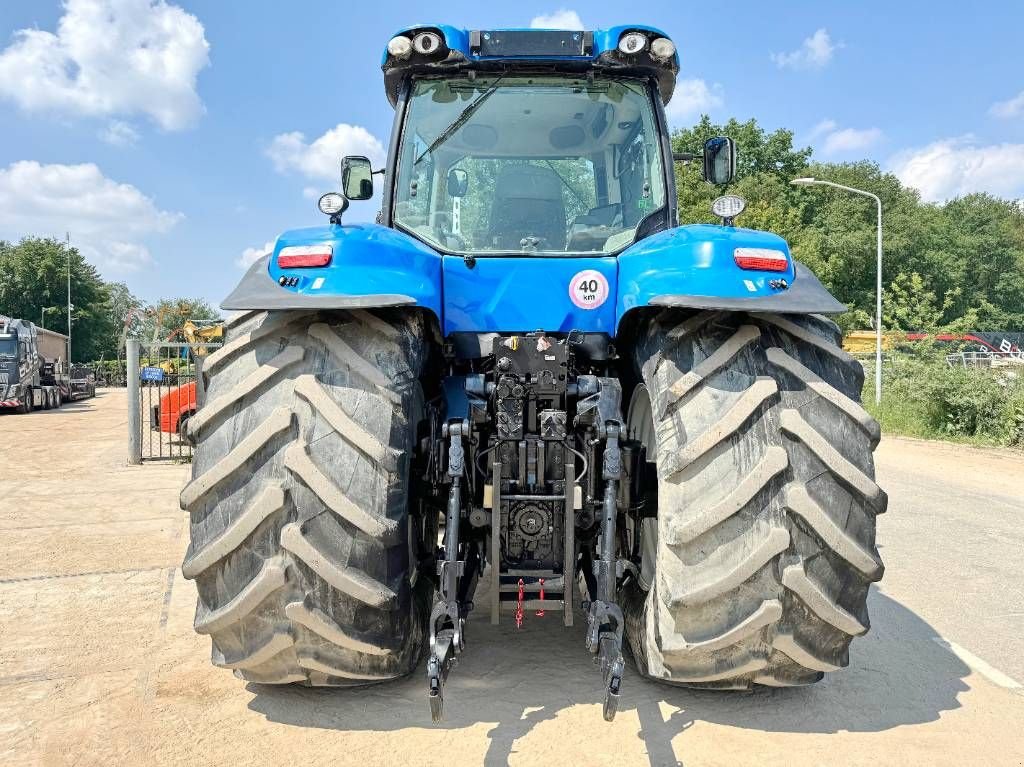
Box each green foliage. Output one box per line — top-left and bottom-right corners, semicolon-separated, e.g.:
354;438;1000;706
673;117;1024;336
866;356;1024;446
1008;386;1024;447
0;237;116;361
924;367;1011;438
0;237;220;361
108;281;147;347
141;297;220;343
883;272;958;332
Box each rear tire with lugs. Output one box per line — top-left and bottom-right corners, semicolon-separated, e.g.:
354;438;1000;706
623;310;886;688
180;308;430;685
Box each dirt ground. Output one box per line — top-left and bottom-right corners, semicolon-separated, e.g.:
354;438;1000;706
1;389;1022;767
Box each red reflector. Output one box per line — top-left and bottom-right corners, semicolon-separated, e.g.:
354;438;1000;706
734;248;788;272
277;245;333;268
278;253;332;268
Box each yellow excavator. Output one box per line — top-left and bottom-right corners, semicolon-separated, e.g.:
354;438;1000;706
152;320;224;375
842;330;896;354
182;319;223;355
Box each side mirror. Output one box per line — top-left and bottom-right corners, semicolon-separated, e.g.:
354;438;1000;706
341;156;374;200
447;168;468;198
702;136;737;185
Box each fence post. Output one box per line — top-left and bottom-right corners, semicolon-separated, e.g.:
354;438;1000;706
127;338;142;465
195;354;206;409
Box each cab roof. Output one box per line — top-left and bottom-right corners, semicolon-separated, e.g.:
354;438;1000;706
381;24;680;108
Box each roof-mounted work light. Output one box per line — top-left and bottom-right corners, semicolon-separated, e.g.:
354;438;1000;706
618;31;647;54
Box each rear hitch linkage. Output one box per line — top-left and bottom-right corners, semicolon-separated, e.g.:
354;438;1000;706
427;419;470;723
586;420;626;721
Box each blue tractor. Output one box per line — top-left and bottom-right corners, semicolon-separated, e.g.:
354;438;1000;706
181;25;886;722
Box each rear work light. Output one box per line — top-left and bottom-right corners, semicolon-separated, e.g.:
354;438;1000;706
277;245;333;268
734;247;789;272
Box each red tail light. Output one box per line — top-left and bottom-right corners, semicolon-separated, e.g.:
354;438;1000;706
734;247;789;272
277;245;333;268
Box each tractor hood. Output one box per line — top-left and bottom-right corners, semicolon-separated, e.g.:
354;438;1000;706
222;223;443;316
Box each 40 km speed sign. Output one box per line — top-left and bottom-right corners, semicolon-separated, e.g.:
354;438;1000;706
569;269;609;310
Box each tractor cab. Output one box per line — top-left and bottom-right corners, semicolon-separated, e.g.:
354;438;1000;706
357;26;740;258
368;26;686;258
388;74;667;257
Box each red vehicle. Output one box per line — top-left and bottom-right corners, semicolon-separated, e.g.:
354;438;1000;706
151;381;196;434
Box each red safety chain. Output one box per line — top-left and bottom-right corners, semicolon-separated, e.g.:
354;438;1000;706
515;578;525;628
535;578;546;617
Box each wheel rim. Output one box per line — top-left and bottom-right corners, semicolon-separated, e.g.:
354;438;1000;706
625;385;658;591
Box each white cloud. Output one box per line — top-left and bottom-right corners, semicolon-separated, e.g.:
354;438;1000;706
302;186;320;200
808;118;838;140
771;28;836;70
0;160;182;272
823;127;883;155
889;137;1024;202
0;0;210;131
99;120;140;146
266;124;386;182
990;90;1024;119
237;240;275;269
665;78;723;123
530;10;584;29
806;119;883;156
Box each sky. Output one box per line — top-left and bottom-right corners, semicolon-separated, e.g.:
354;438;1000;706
1;0;1023;309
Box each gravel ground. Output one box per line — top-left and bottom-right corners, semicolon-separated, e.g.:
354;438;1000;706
1;389;1022;767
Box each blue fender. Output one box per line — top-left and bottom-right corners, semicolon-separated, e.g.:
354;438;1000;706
615;224;845;332
221;223;443;321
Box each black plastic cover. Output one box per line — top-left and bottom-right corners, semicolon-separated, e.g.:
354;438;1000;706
477;30;586;57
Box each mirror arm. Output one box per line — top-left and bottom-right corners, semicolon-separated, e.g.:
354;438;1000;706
672;152;698;163
371;168;386;176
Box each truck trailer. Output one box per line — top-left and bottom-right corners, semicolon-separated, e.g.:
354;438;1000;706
0;315;71;413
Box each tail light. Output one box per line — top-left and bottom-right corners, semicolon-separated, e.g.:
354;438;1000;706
277;245;333;268
734;247;789;272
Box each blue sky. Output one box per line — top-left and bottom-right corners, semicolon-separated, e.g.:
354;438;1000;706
1;1;1022;309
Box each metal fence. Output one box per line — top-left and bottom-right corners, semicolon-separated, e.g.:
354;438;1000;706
126;338;220;463
946;351;1024;369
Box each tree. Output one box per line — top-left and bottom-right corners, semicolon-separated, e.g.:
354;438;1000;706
107;281;146;358
139;297;220;344
671;116;1024;333
0;237;115;361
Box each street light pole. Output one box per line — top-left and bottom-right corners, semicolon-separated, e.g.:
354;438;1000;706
790;177;883;405
66;232;72;365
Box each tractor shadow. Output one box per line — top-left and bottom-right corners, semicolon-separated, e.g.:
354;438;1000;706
247;589;969;767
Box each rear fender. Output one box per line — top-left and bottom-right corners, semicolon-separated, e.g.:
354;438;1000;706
222;223;443;321
615;224;844;333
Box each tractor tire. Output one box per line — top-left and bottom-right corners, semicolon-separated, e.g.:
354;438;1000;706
180;308;431;686
623;310;886;688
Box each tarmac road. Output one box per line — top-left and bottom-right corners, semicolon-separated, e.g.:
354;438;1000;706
1;389;1022;766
